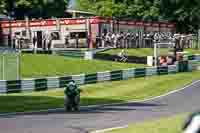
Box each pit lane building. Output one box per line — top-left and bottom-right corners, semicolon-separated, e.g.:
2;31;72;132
0;16;176;49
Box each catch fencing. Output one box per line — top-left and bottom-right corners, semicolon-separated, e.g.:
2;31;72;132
0;48;20;80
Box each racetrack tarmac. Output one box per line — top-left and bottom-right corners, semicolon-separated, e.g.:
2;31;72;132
1;80;200;133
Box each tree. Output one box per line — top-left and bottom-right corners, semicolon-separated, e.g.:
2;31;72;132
1;0;200;33
125;0;160;20
0;0;69;19
0;1;6;14
77;0;126;17
160;0;200;33
77;0;200;33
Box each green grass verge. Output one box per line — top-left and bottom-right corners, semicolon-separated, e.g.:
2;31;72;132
21;54;145;78
101;48;200;57
191;61;200;65
185;49;200;55
0;71;200;113
105;113;188;133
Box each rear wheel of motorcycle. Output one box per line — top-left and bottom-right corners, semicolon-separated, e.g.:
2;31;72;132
64;96;72;112
66;105;72;111
74;95;80;111
74;106;79;111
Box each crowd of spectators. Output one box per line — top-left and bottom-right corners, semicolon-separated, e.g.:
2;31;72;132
93;31;194;50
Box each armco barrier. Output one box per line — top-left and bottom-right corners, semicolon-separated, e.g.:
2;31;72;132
184;54;200;62
110;70;123;81
0;61;192;94
54;50;85;58
193;65;200;71
84;73;97;84
94;53;147;64
122;68;135;79
97;71;111;82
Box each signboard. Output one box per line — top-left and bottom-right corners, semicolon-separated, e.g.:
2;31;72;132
0;17;176;33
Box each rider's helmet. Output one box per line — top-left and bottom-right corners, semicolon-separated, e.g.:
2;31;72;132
65;80;77;95
68;80;76;89
69;80;75;85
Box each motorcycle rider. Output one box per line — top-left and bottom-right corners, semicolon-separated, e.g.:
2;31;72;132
64;80;81;111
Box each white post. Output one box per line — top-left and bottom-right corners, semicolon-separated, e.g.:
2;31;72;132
147;56;153;66
84;51;93;60
25;16;30;39
2;54;5;80
17;52;21;80
154;42;157;67
34;32;37;54
198;29;200;49
86;18;91;49
56;18;61;31
1;55;3;80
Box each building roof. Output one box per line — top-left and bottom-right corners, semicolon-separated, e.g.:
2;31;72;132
65;9;95;15
64;9;96;18
0;13;8;19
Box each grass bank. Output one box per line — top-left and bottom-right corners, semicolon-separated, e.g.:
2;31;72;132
0;71;200;113
100;48;200;57
105;113;187;133
21;54;145;78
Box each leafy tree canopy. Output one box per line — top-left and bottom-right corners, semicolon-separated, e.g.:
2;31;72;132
1;0;200;33
0;0;68;19
77;0;200;33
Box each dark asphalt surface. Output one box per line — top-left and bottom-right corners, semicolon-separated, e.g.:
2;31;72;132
1;80;200;133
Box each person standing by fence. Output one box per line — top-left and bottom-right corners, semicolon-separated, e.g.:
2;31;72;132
75;33;79;48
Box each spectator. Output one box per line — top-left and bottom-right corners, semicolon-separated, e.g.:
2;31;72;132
159;56;167;66
105;32;111;47
167;56;173;65
33;34;37;49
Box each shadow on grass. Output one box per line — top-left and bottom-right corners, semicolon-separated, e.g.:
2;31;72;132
0;95;166;117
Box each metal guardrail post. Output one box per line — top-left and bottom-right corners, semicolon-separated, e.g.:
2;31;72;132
2;54;5;80
17;52;21;80
154;42;157;67
198;29;200;49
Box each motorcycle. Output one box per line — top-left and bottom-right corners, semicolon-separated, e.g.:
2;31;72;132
64;93;80;112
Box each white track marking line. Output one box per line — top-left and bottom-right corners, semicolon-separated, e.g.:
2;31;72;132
90;125;128;133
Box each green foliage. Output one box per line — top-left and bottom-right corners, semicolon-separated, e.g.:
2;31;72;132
160;0;200;33
77;0;126;17
77;0;200;33
1;0;200;32
0;0;69;19
0;1;6;13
